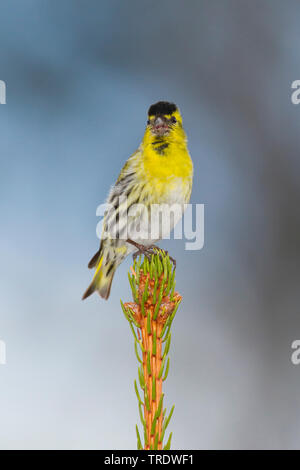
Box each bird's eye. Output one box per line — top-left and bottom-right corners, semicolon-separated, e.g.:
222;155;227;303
147;119;150;125
170;116;177;123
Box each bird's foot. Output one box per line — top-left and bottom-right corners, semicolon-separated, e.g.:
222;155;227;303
126;239;176;268
126;239;153;262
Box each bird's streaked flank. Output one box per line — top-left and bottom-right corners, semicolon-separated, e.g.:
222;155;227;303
83;101;193;300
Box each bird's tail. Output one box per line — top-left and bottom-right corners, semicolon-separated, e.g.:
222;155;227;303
82;254;116;300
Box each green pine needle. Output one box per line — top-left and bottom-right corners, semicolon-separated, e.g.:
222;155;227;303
150;415;157;436
129;322;138;342
147;310;151;334
138;366;145;389
143;277;149;302
141;296;146;317
159;316;170;339
163;432;172;450
147;351;151;376
164;405;175;432
154;393;164;420
138;339;145;353
163;332;171;358
120;299;129;320
139;402;146;428
134;341;143;364
153;277;158;304
144;389;151;412
152;376;156;401
158;355;166;379
154;432;159;450
152;330;157;356
162;358;170;381
136;425;143;450
134;380;143;405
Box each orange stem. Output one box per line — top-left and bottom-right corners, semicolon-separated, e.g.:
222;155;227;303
124;266;181;450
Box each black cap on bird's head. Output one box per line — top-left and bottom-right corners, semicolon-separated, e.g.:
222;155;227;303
148;101;177;117
147;101;179;137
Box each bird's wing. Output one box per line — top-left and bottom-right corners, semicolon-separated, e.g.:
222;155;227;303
102;148;148;243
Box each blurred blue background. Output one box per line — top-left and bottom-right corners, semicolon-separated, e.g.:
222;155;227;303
1;0;300;449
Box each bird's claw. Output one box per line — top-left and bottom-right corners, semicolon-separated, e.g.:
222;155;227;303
127;239;176;268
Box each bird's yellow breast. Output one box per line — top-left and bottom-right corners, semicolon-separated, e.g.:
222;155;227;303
137;129;193;203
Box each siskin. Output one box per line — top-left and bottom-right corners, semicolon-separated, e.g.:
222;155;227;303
82;101;193;300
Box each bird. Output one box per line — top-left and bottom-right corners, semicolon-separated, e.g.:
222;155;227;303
82;101;193;300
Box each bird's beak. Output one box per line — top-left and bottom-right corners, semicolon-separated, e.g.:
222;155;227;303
151;116;170;136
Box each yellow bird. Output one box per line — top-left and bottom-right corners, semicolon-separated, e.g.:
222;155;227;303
83;101;193;300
